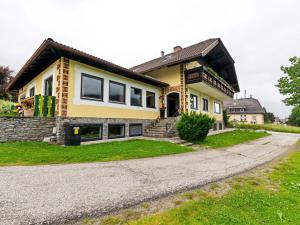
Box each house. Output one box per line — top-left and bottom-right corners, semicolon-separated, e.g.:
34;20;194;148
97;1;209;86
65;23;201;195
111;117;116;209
224;97;265;124
7;38;239;144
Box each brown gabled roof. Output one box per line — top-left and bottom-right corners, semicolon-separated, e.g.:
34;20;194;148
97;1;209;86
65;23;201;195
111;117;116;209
224;98;266;114
7;38;168;91
131;38;239;92
131;39;219;73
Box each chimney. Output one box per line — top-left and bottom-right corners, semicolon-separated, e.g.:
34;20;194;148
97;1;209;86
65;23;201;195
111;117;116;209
173;45;182;52
161;51;165;57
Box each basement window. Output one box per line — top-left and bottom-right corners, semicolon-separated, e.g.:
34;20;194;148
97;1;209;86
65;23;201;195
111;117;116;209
129;124;143;136
81;124;103;142
108;124;125;139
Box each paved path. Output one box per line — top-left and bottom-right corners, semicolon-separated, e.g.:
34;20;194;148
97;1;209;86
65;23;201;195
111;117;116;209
1;132;299;225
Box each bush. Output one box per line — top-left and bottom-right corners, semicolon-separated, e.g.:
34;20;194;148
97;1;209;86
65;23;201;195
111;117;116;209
223;110;230;127
0;100;16;116
176;112;215;142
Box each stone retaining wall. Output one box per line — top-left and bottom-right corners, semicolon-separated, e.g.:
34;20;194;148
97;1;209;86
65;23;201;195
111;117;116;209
0;117;56;142
56;117;155;144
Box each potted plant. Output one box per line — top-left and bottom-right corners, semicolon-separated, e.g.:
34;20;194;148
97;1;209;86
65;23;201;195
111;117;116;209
22;98;34;117
160;104;166;118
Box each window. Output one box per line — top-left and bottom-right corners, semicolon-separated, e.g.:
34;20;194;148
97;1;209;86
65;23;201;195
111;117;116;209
240;115;247;122
131;87;142;106
129;124;143;136
109;81;126;104
80;125;103;142
146;91;155;108
29;87;35;97
190;94;198;109
81;73;103;101
108;124;125;139
202;98;209;111
20;94;26;100
214;102;221;114
44;76;53;96
219;123;223;130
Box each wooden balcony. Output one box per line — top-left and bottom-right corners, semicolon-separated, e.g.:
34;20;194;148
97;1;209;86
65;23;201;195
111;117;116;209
20;95;56;117
185;66;235;98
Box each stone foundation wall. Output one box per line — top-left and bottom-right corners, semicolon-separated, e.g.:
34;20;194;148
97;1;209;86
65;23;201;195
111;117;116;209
56;117;156;144
0;117;56;142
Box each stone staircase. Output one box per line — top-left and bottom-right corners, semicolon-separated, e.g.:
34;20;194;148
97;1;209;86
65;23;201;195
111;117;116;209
144;117;178;137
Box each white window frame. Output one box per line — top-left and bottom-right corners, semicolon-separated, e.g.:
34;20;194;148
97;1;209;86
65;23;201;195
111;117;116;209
42;68;56;97
202;98;209;112
214;101;221;114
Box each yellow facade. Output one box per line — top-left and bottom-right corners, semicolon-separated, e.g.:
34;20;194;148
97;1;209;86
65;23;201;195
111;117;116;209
18;58;232;123
228;113;264;124
18;60;59;100
67;60;161;119
147;65;181;86
188;87;223;121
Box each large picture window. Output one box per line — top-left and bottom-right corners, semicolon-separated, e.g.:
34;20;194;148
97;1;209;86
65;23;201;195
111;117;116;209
80;125;103;142
131;87;142;106
129;124;143;136
190;94;198;109
44;76;53;96
214;102;221;114
108;124;125;139
109;81;126;104
202;98;209;112
81;73;103;101
146;91;155;108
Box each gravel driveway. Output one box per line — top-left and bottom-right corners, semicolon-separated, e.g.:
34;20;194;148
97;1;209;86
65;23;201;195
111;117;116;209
1;132;299;225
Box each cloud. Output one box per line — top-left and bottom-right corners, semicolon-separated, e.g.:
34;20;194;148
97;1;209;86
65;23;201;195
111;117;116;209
0;0;299;118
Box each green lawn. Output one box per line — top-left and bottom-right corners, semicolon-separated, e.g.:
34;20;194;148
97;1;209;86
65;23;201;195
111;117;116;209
125;141;300;225
237;123;300;134
0;140;192;166
199;130;270;148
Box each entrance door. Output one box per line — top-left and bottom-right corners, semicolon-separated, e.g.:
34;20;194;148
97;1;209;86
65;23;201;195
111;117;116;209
167;93;180;117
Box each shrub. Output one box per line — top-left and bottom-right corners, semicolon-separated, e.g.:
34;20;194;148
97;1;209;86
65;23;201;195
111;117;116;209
0;99;16;116
176;112;215;142
223;110;230;127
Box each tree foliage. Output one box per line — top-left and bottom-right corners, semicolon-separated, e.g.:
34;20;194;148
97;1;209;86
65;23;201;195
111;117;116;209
288;106;300;127
276;57;300;106
0;66;13;99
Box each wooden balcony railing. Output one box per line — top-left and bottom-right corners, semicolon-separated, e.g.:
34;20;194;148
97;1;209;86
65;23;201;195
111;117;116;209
20;95;56;117
185;66;235;98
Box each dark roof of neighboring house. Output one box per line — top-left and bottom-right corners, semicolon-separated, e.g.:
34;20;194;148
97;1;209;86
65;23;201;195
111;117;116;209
130;38;240;92
7;38;168;91
224;98;266;114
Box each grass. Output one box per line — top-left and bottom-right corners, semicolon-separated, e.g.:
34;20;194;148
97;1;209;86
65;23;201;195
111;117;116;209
198;130;270;148
0;140;192;166
125;141;300;225
237;123;300;134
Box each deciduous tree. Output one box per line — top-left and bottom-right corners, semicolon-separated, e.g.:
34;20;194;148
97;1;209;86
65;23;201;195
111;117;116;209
276;57;300;106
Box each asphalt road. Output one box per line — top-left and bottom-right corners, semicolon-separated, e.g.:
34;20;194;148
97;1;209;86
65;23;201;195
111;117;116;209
0;132;299;225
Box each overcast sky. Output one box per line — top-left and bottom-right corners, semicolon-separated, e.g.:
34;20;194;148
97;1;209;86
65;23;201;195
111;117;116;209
1;0;299;118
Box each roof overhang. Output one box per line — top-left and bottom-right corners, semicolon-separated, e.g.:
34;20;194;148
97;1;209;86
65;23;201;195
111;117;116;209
7;39;168;91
